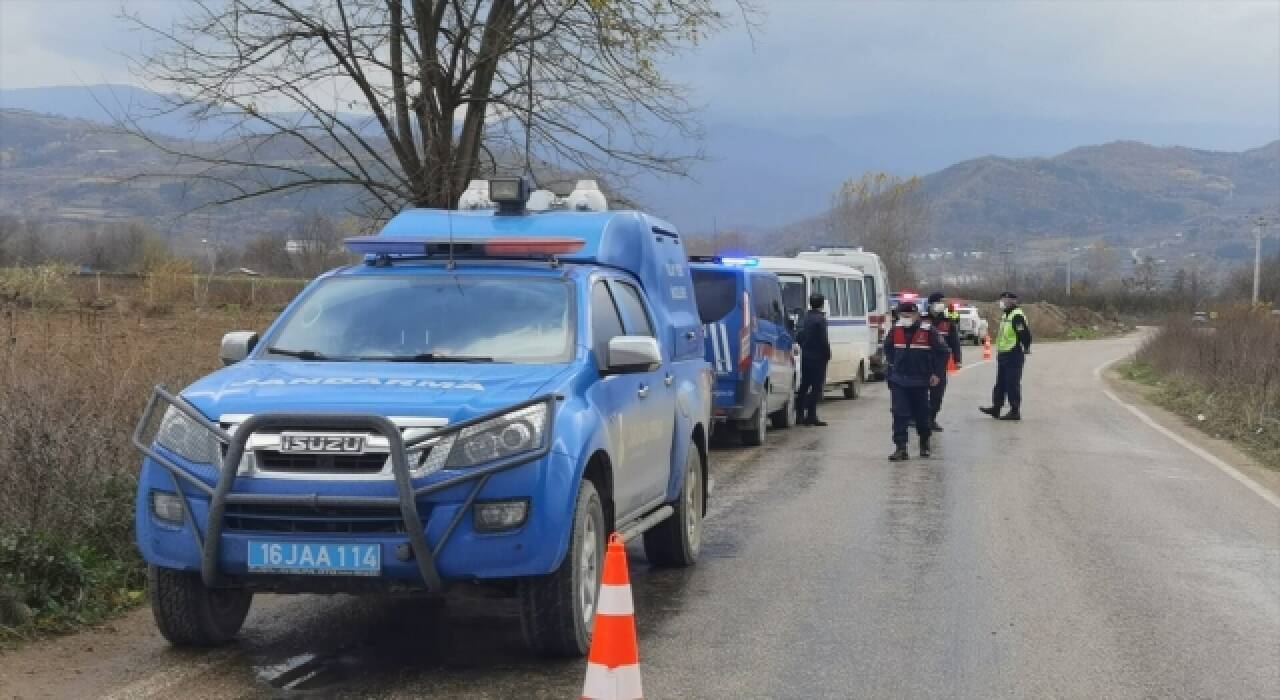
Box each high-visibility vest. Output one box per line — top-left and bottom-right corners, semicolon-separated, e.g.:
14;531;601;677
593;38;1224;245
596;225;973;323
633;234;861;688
997;307;1027;353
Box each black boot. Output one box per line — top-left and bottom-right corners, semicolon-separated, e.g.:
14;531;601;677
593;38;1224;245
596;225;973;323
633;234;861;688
930;421;944;432
919;438;932;458
889;445;909;461
999;409;1021;421
979;406;1000;419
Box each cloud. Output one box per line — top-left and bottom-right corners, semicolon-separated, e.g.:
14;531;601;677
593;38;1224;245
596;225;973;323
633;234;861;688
0;0;181;89
672;0;1279;128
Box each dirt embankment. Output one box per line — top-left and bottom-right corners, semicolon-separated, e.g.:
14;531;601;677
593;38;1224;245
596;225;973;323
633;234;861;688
974;301;1129;340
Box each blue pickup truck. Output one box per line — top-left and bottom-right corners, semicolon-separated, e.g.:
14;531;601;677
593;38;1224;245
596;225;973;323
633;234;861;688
132;180;712;657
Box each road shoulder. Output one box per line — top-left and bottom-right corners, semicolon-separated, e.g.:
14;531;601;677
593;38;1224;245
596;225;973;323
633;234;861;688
1103;367;1280;499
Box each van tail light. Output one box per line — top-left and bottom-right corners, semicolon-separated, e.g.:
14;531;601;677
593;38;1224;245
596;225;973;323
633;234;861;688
739;290;753;373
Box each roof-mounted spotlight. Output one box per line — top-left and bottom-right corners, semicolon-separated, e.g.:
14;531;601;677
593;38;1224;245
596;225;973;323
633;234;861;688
488;177;531;216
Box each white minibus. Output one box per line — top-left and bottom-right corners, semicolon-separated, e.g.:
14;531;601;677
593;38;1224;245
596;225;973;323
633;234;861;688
756;257;873;399
796;248;891;378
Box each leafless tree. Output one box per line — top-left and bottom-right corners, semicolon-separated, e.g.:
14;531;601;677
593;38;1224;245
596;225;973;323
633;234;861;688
826;173;931;287
122;0;755;218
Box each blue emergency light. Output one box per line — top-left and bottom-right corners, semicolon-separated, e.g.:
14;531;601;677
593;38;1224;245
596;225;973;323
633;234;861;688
721;256;759;267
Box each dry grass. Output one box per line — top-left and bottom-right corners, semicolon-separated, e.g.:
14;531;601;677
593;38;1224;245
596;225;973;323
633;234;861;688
0;305;279;636
1127;309;1280;468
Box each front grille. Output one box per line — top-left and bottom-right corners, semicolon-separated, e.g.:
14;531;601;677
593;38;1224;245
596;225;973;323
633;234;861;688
255;450;389;473
224;503;427;534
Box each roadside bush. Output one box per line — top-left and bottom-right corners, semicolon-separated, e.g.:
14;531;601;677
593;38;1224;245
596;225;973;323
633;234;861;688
0;265;76;309
0;306;278;639
1131;309;1280;468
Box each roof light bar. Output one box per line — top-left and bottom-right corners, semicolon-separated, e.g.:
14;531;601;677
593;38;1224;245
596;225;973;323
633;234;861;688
345;235;585;259
721;256;759;267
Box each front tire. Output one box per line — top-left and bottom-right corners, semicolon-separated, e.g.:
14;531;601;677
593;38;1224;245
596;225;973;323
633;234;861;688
519;480;605;657
644;439;704;567
149;566;252;647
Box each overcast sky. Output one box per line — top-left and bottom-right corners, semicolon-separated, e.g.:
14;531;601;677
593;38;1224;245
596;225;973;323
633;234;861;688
2;0;1278;228
2;0;1277;133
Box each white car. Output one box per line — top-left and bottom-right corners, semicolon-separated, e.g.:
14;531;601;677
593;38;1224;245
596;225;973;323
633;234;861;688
954;305;989;345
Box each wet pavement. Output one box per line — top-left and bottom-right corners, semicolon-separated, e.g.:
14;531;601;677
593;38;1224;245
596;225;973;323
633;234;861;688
3;335;1278;699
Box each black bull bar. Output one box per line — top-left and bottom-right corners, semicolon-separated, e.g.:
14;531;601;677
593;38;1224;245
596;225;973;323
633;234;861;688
132;386;555;591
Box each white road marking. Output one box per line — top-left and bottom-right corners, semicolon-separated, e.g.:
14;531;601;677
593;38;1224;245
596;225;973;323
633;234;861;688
1094;356;1280;510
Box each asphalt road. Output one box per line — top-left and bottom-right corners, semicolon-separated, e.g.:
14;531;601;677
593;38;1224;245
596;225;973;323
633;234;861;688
2;335;1278;699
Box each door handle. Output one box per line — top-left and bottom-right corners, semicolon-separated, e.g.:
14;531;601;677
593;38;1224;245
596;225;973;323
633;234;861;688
664;374;674;387
637;385;650;399
685;330;697;340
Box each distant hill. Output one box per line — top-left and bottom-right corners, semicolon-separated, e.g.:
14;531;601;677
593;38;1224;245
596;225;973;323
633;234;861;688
920;140;1279;245
755;140;1279;258
7;84;1280;234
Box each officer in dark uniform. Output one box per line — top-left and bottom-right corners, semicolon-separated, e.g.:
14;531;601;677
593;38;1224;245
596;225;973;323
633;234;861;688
796;292;831;427
884;300;950;460
926;292;962;432
980;291;1032;421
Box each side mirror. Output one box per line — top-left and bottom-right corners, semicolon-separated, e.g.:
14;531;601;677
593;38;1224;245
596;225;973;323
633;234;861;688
606;336;661;374
220;331;259;365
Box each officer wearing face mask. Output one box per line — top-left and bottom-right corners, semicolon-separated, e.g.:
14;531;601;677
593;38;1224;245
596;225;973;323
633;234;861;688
926;292;962;431
884;300;950;461
980;291;1032;421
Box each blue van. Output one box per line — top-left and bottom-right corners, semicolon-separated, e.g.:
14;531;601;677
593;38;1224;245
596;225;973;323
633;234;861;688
132;180;712;657
689;257;796;445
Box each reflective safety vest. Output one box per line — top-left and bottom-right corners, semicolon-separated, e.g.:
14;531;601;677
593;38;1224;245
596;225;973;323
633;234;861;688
997;307;1027;353
934;318;955;339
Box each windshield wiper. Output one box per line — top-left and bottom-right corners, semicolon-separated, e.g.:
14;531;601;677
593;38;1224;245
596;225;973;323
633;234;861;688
266;346;331;361
361;353;495;363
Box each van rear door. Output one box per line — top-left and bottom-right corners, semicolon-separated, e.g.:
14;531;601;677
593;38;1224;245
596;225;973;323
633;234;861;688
691;268;744;379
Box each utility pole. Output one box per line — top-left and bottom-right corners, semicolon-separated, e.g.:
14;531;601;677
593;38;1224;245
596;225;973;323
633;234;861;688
1066;255;1072;297
1253;216;1267;306
1000;244;1014;290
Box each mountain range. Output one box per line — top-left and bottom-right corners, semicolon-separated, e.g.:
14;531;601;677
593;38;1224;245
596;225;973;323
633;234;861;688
1;84;1277;259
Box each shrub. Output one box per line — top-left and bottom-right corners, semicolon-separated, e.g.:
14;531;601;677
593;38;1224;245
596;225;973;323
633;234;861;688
0;306;278;637
1133;309;1280;467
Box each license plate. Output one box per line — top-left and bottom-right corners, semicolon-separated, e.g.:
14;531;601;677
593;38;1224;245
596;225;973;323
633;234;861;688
279;433;366;454
247;541;381;576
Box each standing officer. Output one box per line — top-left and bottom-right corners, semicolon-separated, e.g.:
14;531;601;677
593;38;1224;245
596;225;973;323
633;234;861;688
885;300;949;460
796;292;831;427
980;291;1032;421
926;292;962;432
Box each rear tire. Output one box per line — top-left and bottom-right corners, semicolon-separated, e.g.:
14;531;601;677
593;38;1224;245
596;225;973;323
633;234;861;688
740;403;767;446
149;566;252;647
770;396;795;430
520;480;605;657
644;440;703;567
843;369;862;399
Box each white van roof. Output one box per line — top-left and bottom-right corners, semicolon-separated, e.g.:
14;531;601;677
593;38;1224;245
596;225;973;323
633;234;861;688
756;256;866;278
796;249;884;273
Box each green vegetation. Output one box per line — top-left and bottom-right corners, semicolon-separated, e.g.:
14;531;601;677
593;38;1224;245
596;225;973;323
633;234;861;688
1121;310;1280;469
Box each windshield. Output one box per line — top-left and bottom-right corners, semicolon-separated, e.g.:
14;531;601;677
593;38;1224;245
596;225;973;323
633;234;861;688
264;275;574;364
691;269;739;323
779;274;808;315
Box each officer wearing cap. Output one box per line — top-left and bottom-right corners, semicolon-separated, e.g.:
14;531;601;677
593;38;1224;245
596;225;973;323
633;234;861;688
926;292;962;431
796;292;831;427
884;300;950;460
980;291;1032;421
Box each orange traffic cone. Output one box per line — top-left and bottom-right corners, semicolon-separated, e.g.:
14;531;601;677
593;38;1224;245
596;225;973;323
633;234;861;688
582;534;643;700
947;355;958;376
982;336;993;361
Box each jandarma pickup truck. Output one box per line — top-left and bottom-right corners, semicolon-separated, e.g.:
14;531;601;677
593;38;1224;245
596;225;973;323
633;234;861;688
133;179;712;657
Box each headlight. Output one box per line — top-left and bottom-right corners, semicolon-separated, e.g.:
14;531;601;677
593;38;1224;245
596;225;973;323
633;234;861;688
444;402;549;469
154;405;220;465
